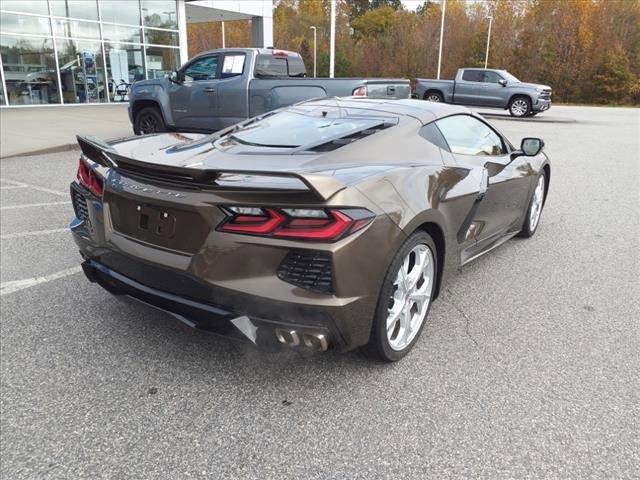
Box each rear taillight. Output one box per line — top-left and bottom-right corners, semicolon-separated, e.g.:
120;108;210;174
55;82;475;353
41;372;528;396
218;207;374;242
352;86;367;97
77;158;104;197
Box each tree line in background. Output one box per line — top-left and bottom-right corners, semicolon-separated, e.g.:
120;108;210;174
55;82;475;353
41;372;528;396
187;0;640;105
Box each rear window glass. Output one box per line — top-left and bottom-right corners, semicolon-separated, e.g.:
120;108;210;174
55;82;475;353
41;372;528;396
226;108;391;148
255;55;288;77
288;57;306;77
462;70;483;82
254;54;307;78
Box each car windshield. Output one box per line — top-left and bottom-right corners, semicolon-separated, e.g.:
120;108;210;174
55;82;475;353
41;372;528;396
500;71;520;83
227;108;388;148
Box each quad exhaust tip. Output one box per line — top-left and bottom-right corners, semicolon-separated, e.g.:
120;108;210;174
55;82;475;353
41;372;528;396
275;328;300;347
275;328;328;351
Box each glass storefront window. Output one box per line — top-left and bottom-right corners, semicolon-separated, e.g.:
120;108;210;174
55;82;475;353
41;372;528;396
1;35;60;105
141;1;177;29
102;24;141;44
53;19;101;40
0;1;49;16
50;1;99;21
56;39;106;103
145;46;178;79
104;42;144;101
144;28;178;47
0;13;52;36
99;1;141;27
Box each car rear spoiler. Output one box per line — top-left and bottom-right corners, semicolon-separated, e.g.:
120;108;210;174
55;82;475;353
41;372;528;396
76;135;346;201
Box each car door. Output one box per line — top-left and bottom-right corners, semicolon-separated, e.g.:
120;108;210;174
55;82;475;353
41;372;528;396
454;70;482;105
168;54;220;131
435;114;531;246
215;52;249;130
475;71;507;107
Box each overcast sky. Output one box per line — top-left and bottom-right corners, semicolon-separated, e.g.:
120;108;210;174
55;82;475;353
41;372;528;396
401;0;425;10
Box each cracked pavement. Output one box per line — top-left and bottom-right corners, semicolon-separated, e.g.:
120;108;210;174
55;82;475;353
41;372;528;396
1;106;639;479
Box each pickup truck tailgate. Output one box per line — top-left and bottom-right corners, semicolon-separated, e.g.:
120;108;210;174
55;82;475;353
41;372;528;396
362;80;411;99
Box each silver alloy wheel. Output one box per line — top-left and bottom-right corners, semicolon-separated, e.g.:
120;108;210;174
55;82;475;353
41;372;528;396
386;244;434;351
529;175;545;231
510;99;529;116
426;94;441;102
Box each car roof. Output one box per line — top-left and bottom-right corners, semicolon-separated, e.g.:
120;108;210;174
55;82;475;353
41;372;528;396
192;48;302;58
296;98;470;124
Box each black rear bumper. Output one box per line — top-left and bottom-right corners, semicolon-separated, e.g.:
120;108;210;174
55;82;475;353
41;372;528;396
81;259;335;351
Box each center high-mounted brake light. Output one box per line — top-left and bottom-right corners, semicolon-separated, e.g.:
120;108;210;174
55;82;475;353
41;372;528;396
77;158;104;197
218;207;374;242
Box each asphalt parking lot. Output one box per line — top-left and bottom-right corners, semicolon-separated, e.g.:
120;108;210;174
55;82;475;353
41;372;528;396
1;105;638;479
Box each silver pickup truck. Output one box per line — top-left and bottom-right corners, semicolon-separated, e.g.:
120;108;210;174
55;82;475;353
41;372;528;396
129;48;411;134
414;68;552;117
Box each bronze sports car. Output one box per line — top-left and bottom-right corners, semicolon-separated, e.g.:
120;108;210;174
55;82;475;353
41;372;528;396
70;98;549;362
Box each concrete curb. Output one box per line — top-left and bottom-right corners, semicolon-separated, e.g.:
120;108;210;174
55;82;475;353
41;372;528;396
1;143;80;160
477;111;577;123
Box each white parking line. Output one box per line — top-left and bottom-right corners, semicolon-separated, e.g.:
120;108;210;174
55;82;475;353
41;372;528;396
0;228;69;240
0;185;28;190
0;266;82;296
0;178;67;197
0;201;71;210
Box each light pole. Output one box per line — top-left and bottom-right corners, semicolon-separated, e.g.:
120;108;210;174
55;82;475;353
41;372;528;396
309;26;317;78
437;0;446;80
329;0;335;78
484;15;493;69
222;21;226;49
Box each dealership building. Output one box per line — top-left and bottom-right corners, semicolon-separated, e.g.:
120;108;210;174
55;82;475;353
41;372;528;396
0;0;273;107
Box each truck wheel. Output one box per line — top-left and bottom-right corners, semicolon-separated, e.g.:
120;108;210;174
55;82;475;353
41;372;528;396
134;107;166;135
508;96;531;117
424;90;444;102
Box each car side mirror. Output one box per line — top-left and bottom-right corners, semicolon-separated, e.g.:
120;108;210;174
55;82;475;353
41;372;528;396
169;70;182;84
498;79;507;87
521;137;544;156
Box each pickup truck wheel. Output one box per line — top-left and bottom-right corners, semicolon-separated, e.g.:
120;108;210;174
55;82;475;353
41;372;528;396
509;97;531;117
424;91;444;102
134;107;166;135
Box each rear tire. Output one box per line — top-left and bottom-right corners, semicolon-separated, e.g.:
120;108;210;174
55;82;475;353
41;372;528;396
509;96;532;117
424;90;444;102
362;231;438;362
134;107;166;135
517;171;547;238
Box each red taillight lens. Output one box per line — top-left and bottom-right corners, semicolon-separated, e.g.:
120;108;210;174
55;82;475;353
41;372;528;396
219;207;374;242
273;211;351;240
221;208;285;234
77;158;104;197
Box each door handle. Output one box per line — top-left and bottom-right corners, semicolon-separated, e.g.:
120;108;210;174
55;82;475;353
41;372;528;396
203;87;216;93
